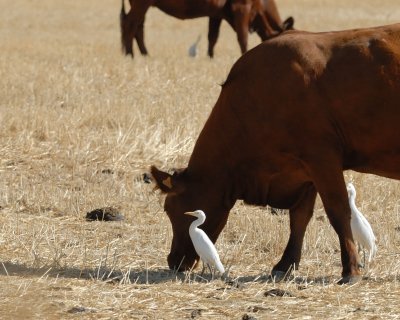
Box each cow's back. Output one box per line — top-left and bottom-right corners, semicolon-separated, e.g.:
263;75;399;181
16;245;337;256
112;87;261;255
191;24;400;176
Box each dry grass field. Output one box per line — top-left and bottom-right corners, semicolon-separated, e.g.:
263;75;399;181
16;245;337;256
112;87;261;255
1;0;400;319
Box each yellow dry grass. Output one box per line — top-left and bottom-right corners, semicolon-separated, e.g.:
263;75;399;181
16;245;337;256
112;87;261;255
0;0;400;319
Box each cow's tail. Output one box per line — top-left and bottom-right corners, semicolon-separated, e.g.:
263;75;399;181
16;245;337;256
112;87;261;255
120;0;127;51
120;0;126;20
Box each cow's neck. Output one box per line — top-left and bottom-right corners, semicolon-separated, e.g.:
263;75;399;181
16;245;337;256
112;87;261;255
185;103;245;208
186;104;273;209
187;116;311;211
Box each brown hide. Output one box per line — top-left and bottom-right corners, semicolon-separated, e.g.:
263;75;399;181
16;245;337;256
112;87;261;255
120;0;293;58
152;23;400;283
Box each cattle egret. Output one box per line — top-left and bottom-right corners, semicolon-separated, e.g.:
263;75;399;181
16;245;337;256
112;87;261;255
347;182;377;265
188;35;201;57
184;210;225;276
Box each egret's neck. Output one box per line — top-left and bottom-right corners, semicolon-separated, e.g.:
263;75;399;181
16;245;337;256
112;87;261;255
348;191;357;211
190;215;206;230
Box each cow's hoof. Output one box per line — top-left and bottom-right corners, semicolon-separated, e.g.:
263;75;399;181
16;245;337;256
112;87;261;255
270;270;288;282
337;274;362;285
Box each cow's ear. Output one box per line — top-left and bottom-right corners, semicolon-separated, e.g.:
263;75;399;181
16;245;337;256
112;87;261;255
150;166;184;194
283;16;294;30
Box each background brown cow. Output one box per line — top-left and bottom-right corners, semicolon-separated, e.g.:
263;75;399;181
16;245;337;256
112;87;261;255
120;0;294;58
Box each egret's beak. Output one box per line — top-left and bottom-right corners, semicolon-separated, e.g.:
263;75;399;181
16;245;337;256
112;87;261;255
184;211;196;217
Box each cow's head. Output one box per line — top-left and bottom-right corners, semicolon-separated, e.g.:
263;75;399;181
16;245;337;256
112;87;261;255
151;166;230;271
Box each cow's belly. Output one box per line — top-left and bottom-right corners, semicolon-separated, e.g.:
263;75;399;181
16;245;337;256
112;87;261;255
155;1;223;19
266;170;312;209
241;166;312;209
351;152;400;181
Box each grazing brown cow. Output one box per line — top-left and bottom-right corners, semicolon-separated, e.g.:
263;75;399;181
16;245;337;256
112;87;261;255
120;0;294;58
151;23;400;284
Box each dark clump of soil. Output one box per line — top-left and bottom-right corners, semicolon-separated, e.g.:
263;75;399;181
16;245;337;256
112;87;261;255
85;207;124;222
264;288;295;297
190;309;202;319
222;279;245;290
242;314;257;320
101;168;114;175
67;306;95;313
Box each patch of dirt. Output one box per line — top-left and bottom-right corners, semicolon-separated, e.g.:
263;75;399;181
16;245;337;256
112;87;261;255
85;207;124;221
264;288;295;297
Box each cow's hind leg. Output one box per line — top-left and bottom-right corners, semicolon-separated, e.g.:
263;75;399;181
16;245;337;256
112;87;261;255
309;159;361;284
136;21;148;56
121;1;151;57
271;184;317;280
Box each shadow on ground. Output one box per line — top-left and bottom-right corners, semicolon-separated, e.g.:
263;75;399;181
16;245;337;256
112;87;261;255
0;260;181;284
0;260;388;286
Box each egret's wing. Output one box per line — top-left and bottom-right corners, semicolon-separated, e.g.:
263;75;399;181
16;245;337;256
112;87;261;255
194;230;224;273
351;209;377;261
358;213;377;262
351;212;367;245
355;210;376;243
358;213;376;240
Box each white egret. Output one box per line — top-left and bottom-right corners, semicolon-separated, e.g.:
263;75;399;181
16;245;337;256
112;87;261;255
184;210;225;276
346;182;377;266
188;35;201;58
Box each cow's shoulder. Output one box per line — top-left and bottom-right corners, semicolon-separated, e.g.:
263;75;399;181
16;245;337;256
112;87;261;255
223;24;400;88
222;30;328;87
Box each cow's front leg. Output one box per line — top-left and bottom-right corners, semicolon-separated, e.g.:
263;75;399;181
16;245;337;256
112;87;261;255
272;184;317;279
231;2;251;54
207;17;222;58
120;1;151;57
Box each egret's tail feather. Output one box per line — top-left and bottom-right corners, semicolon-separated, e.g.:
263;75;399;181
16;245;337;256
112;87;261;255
216;260;225;274
368;243;377;262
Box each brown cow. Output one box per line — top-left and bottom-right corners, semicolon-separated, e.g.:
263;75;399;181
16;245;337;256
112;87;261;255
151;23;400;284
120;0;294;58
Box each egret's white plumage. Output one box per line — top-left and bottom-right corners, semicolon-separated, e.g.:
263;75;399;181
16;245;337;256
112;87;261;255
184;210;225;274
347;182;377;263
188;35;201;58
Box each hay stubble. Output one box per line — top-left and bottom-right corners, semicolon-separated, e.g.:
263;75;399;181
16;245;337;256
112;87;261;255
0;0;400;319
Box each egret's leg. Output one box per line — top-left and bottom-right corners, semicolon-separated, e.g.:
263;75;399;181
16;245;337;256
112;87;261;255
356;244;365;268
207;264;214;280
200;262;206;277
362;248;366;269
